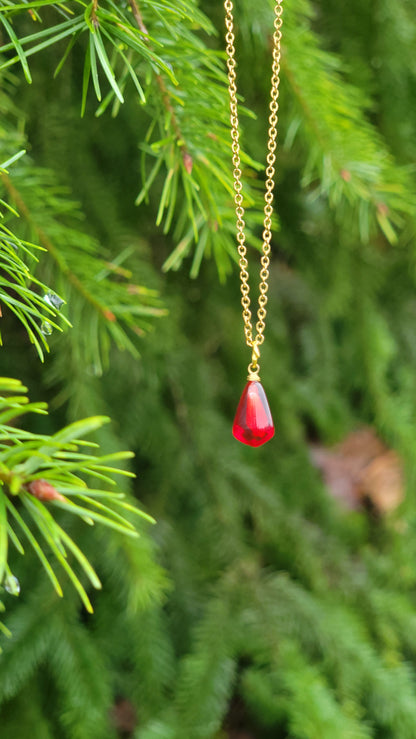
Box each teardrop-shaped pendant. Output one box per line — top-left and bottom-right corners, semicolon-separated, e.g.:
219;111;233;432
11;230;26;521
232;381;275;447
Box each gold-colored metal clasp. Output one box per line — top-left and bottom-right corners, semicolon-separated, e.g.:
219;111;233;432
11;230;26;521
247;343;261;381
251;342;260;367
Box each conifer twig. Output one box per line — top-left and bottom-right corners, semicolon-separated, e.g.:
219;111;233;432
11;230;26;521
127;0;148;36
127;0;193;173
91;0;99;29
1;173;116;322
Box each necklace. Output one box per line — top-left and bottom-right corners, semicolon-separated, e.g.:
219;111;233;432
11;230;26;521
224;0;283;447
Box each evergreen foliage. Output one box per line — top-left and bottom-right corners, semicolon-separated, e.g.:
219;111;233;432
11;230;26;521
1;0;416;737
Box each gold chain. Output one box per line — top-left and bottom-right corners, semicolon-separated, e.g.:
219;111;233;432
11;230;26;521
224;0;283;378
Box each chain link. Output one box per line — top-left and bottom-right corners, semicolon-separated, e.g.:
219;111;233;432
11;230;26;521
224;0;283;371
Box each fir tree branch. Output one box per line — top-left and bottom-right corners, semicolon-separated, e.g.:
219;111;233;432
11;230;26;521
0;378;154;616
0;168;69;358
127;0;148;36
127;0;193;174
1;173;116;323
91;0;99;29
280;0;416;243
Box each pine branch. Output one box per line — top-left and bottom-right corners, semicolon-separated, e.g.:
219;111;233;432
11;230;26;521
127;0;193;175
0;152;167;372
127;0;148;36
46;612;115;739
1;173;118;323
0;0;265;279
0;163;69;360
0;378;154;617
281;0;416;244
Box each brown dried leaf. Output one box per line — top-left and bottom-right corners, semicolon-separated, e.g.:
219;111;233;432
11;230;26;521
310;428;404;514
110;698;137;734
359;450;403;514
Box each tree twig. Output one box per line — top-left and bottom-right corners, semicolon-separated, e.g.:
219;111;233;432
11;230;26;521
127;0;193;172
127;0;148;36
1;173;116;322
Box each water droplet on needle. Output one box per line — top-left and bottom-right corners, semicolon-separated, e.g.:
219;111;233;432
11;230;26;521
4;574;20;596
43;292;65;310
40;321;53;336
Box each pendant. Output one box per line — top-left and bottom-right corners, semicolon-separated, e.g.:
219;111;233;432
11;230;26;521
233;381;275;447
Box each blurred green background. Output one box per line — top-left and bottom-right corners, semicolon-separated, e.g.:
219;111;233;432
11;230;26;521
2;0;416;737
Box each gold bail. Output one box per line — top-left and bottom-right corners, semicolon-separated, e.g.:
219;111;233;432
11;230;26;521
247;343;261;381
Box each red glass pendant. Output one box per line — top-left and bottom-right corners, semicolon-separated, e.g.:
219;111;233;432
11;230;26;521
233;381;275;447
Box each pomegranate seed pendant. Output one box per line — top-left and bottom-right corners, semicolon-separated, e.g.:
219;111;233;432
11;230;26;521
233;381;274;447
233;355;275;447
225;0;282;448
